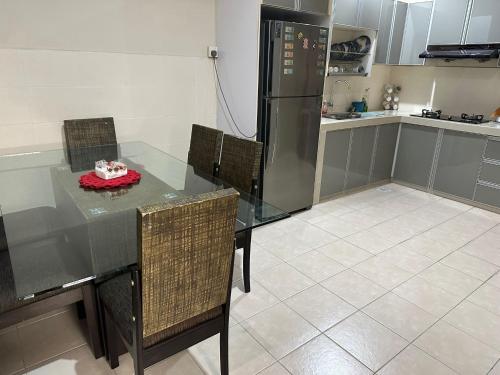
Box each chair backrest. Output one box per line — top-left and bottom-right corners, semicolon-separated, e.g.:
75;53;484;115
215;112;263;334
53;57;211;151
137;188;239;340
64;117;117;171
187;124;223;176
219;134;263;194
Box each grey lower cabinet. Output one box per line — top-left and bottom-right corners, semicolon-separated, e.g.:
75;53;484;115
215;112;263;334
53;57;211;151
320;129;351;198
475;137;500;208
393;124;439;188
320;124;398;199
345;127;376;190
371;124;399;182
433;130;486;200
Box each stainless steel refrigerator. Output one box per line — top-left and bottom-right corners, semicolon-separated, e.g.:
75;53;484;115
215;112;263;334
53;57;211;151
258;20;328;213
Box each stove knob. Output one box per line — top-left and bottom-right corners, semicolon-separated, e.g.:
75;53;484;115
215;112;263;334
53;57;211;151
448;116;452;120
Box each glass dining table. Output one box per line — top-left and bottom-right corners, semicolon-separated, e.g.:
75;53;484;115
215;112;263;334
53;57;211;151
0;141;290;301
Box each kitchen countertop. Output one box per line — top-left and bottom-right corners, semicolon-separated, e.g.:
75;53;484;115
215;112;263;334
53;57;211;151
321;112;500;137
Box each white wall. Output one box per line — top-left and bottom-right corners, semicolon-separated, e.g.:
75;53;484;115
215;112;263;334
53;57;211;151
215;0;260;138
0;0;217;160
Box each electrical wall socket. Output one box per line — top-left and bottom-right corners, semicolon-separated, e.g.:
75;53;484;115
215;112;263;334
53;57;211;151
208;46;218;58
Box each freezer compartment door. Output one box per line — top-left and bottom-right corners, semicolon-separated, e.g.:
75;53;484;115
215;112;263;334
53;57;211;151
262;96;321;212
268;21;328;98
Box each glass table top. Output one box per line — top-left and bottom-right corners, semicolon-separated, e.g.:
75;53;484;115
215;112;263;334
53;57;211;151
0;142;289;298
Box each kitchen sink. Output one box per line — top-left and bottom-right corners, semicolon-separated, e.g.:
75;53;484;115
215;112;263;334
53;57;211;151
323;112;362;120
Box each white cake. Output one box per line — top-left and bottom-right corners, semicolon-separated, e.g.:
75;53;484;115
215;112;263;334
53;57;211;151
95;160;128;180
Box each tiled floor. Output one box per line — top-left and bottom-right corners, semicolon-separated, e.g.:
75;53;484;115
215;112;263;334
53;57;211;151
2;183;500;374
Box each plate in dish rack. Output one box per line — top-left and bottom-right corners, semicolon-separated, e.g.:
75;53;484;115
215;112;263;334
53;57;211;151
79;170;141;190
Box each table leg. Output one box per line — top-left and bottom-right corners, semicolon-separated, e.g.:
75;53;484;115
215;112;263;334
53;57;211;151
243;229;252;293
82;283;104;358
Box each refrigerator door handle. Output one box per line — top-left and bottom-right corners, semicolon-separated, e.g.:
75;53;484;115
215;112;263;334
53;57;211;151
271;108;279;166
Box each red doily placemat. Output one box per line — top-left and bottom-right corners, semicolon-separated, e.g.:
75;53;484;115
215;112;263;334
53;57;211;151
79;170;142;190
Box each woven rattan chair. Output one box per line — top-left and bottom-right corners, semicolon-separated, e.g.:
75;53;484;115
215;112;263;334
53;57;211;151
219;134;262;194
218;135;263;293
98;188;239;375
187;124;223;176
64;117;118;172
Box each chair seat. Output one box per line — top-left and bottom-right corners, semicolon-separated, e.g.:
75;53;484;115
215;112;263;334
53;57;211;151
99;273;223;348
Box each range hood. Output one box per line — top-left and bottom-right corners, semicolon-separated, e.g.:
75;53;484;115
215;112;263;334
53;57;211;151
419;44;500;60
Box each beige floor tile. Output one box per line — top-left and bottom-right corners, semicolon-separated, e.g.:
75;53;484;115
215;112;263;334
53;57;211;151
488;272;500;289
469;208;500;223
401;227;468;261
252;225;286;246
461;231;500;267
490;360;500;375
392;277;462;317
0;327;24;375
248;244;283;274
314;215;367;238
253;263;315;301
280;335;371;375
378;345;457;375
286;223;338;250
260;233;316;261
352;257;413;289
444;301;500;351
27;345;113;375
415;321;499;375
230;280;279;323
241;304;320;360
468;284;500;316
285;285;356;332
325;312;408;372
375;245;434;274
440;251;499;281
114;351;204;375
344;229;397;254
317;240;372;267
321;270;387;309
367;220;416;246
288;250;346;282
258;362;290;375
293;206;332;224
147;351;204;375
18;309;86;367
419;263;482;298
363;293;437;341
189;325;274;375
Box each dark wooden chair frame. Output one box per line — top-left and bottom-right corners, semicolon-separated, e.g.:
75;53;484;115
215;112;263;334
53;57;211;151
100;251;235;375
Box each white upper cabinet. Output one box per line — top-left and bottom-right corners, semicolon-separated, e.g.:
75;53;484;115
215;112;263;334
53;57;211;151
333;0;360;26
262;0;297;10
466;0;500;44
358;0;383;29
262;0;330;15
300;0;330;15
428;0;469;44
333;0;382;29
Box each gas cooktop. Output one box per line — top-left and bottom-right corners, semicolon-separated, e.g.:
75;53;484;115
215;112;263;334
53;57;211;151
410;109;489;124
